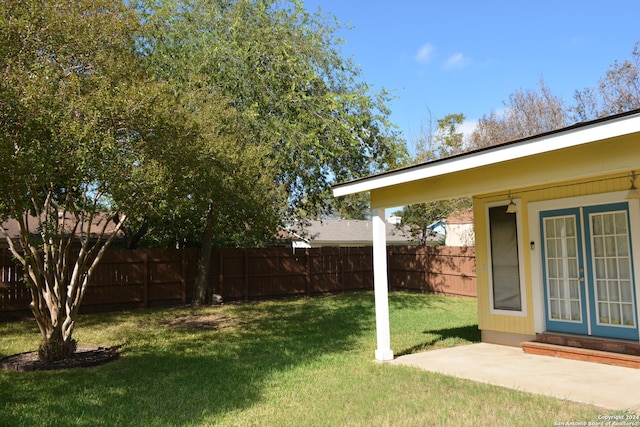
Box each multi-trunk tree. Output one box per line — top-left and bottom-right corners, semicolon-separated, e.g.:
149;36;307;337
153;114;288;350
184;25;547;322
0;0;192;361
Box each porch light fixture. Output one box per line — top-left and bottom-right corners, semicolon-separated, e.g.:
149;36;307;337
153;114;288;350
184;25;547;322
626;171;640;200
506;192;518;213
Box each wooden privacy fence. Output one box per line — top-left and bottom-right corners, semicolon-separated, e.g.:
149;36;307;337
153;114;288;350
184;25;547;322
388;246;476;297
0;246;476;314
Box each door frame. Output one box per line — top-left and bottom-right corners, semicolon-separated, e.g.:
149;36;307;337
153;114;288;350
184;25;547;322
529;191;640;341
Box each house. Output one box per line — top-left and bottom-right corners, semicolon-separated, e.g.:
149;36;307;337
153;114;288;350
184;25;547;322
425;219;446;237
444;210;474;247
283;218;432;248
333;109;640;361
424;211;475;246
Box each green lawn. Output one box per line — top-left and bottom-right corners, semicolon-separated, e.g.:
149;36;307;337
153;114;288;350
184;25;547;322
0;292;606;426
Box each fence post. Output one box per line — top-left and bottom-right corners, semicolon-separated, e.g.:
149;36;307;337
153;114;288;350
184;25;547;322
340;247;345;292
305;249;311;296
420;247;426;292
143;252;149;308
219;250;224;300
181;249;187;305
209;249;215;300
244;249;249;301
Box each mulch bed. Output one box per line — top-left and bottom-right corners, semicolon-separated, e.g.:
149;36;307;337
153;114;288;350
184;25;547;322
1;345;121;372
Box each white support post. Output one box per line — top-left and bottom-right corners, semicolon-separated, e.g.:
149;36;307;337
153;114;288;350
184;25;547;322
372;209;393;361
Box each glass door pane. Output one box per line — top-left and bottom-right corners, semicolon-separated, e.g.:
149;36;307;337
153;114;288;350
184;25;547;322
589;211;635;328
543;215;583;323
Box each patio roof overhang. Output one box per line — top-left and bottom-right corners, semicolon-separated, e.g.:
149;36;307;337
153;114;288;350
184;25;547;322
333;109;640;209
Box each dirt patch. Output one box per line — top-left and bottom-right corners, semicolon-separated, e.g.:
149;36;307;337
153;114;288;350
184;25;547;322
166;314;238;331
1;345;120;372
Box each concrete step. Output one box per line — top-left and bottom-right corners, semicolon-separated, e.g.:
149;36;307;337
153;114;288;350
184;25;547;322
521;341;640;369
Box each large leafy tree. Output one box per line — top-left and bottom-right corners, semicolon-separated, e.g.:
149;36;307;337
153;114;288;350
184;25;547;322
136;0;406;224
173;88;281;304
0;0;186;360
136;0;407;303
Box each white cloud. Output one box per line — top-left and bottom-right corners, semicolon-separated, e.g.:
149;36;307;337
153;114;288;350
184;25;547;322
460;119;478;149
415;43;435;64
459;119;478;137
444;52;470;69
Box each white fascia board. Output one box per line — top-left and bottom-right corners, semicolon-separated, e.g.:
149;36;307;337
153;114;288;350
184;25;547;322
333;112;640;197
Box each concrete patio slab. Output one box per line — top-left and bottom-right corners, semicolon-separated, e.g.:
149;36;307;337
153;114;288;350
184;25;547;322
389;343;640;412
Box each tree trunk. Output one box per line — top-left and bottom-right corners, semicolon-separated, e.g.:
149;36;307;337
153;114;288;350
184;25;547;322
3;211;127;362
193;205;215;306
27;255;89;362
122;220;149;249
37;321;77;362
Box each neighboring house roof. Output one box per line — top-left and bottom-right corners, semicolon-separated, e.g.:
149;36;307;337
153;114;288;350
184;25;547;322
285;219;434;247
445;210;473;225
426;220;446;233
1;213;120;248
425;210;473;232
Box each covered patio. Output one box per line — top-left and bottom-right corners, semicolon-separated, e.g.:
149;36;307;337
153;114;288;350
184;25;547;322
333;109;640;364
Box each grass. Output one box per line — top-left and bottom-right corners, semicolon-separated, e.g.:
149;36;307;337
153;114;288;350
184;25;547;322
0;291;608;426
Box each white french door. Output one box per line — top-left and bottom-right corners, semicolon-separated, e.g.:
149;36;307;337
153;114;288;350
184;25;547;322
541;202;639;340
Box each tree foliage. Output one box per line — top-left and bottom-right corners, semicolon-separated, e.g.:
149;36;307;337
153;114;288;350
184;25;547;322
467;80;568;149
0;0;187;360
573;42;640;121
405;43;640;246
467;42;640;150
136;0;407;225
415;113;467;161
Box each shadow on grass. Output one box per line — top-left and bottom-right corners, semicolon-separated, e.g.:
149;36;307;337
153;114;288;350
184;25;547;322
0;293;376;426
387;290;455;310
395;324;481;357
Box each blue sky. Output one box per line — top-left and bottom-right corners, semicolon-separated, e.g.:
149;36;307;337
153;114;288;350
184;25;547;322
302;1;640;147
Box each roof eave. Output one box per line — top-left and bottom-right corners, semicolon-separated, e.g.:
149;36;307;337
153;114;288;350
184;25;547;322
333;109;640;197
